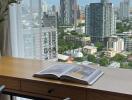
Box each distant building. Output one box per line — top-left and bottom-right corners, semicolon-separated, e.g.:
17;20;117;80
125;37;132;52
85;0;116;43
106;36;124;53
128;55;132;62
58;54;70;61
65;48;83;58
75;26;85;34
41;13;58;60
64;26;85;34
83;46;97;55
79;6;85;20
77;5;81;20
117;33;132;52
104;50;117;58
85;5;89;39
76;61;100;67
119;0;130;20
60;0;77;26
74;51;84;58
64;35;91;46
77;6;85;25
51;5;56;15
42;12;57;28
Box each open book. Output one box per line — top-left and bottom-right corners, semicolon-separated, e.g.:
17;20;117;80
33;63;104;85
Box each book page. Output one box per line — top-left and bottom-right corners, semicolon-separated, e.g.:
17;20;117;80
36;63;75;77
85;69;104;85
63;65;96;81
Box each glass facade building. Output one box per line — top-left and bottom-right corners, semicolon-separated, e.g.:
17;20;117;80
60;0;77;26
85;0;116;43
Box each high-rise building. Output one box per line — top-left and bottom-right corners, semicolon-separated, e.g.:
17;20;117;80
85;0;116;43
80;6;85;20
77;5;80;20
41;12;58;60
51;5;57;15
60;0;77;26
119;0;130;20
125;37;132;51
9;0;58;61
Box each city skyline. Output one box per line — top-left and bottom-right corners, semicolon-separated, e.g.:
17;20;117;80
46;0;132;7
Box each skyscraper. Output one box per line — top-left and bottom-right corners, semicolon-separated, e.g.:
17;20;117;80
60;0;77;26
85;0;116;43
119;0;130;20
51;5;56;15
77;5;80;20
41;12;58;60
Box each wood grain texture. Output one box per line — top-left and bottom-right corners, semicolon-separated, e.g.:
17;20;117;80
21;80;86;100
87;89;132;100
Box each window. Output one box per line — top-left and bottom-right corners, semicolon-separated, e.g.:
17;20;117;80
7;0;132;68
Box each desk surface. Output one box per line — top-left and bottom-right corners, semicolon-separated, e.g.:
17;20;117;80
0;57;132;97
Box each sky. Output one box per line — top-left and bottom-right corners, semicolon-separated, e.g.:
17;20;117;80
46;0;132;7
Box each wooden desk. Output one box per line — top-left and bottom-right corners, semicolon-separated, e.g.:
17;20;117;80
0;57;132;100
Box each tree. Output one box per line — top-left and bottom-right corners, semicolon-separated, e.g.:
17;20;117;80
95;42;104;51
128;62;132;68
78;23;85;27
87;54;96;63
71;31;79;35
99;57;109;66
112;54;126;62
74;57;84;62
58;28;66;38
120;62;128;69
116;21;132;33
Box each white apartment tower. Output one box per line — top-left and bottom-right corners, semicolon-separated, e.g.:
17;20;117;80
9;0;58;61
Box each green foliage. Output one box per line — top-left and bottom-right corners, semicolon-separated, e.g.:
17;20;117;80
116;21;132;33
58;59;66;62
87;54;96;63
70;31;79;35
74;57;84;62
58;27;84;54
112;54;126;62
99;57;109;66
120;62;128;69
58;36;81;54
78;23;85;27
58;28;66;38
128;62;132;67
8;0;18;3
95;42;104;51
